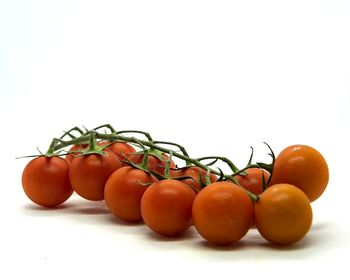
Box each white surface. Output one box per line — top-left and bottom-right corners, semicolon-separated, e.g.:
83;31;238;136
1;1;350;279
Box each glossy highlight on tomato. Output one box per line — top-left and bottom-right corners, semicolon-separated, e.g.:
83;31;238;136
22;156;73;207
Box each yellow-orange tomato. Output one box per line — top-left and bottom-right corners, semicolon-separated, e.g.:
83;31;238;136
235;168;270;195
255;183;312;246
141;180;196;237
192;182;253;245
104;166;157;222
269;144;329;202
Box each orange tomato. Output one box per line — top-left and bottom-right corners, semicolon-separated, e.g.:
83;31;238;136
22;156;73;207
69;149;122;201
177;166;217;192
141;180;195;236
128;152;176;176
269;145;329;202
255;183;313;245
192;182;253;245
235;168;270;195
104;166;157;222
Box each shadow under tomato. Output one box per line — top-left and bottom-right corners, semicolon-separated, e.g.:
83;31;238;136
68;206;110;215
195;239;247;251
103;214;145;227
143;226;197;242
258;236;312;251
22;202;75;211
193;228;321;252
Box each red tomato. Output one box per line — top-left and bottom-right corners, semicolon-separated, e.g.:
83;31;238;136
107;142;136;162
69;149;122;201
235;168;270;195
65;144;88;163
141;180;196;236
104;166;157;222
128;152;176;176
22;156;73;207
192;182;253;245
178;166;217;191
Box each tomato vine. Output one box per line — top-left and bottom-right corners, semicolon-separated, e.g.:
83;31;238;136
32;123;276;202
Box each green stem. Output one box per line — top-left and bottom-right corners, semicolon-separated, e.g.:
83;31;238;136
46;127;262;202
59;127;85;140
87;131;97;152
116;130;153;142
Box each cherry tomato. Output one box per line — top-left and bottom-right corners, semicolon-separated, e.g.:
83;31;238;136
141;179;196;236
177;166;217;192
69;149;122;201
269;145;329;202
235;168;270;195
128;152;176;176
192;182;253;245
65;144;88;163
22;156;73;207
104;166;157;222
107;142;136;162
255;183;313;245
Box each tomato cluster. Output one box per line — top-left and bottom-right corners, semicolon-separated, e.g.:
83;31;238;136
21;126;329;247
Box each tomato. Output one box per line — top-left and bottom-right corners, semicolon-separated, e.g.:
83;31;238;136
65;144;88;163
128;152;176;176
255;183;313;245
269;145;329;202
192;182;253;245
69;149;122;201
107;142;136;162
177;166;217;192
22;156;73;207
235;168;270;195
141;179;196;236
104;166;157;222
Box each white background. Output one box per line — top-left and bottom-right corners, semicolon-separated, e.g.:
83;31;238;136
1;1;350;279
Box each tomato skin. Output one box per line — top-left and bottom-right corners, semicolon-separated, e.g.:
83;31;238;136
69;150;122;201
255;183;312;245
22;156;73;207
192;182;253;245
235;168;270;195
269;145;329;202
178;166;217;192
107;142;136;162
128;153;176;176
65;144;88;163
141;180;196;236
104;166;157;222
